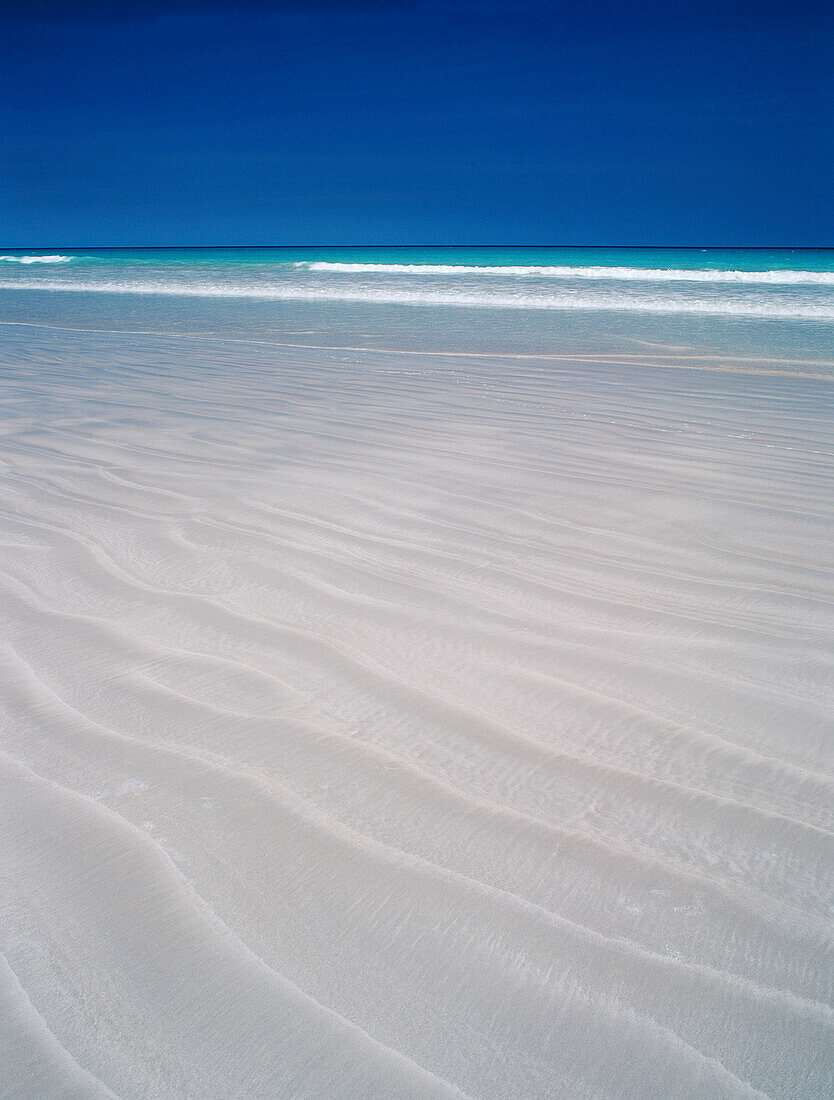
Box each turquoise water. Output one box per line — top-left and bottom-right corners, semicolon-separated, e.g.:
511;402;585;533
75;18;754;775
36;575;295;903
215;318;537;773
1;246;833;365
3;245;834;274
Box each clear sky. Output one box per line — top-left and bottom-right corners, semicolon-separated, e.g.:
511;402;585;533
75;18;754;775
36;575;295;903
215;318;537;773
1;0;831;246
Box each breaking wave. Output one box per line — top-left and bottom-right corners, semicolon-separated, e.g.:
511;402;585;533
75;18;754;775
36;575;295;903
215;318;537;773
0;254;74;264
297;261;834;285
1;276;833;319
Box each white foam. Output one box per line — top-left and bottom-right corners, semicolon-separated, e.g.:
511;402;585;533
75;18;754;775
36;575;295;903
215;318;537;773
2;276;832;319
297;261;834;285
0;254;73;264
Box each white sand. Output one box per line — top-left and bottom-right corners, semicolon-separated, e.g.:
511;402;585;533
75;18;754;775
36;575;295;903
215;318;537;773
0;327;832;1098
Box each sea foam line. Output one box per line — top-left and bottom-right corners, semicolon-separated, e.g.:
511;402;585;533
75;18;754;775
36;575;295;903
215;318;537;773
295;262;834;285
0;254;73;264
2;278;833;319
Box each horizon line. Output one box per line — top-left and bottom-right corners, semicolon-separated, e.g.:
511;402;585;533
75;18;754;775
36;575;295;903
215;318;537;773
3;243;833;252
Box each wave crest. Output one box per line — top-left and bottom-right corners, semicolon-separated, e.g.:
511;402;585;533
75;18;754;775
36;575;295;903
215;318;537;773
0;255;74;265
296;261;834;285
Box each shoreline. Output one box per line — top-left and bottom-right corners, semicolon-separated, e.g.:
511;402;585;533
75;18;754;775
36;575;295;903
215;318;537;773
2;318;834;379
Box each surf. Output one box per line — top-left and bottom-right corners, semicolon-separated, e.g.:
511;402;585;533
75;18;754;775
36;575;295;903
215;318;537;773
0;254;74;264
296;261;834;285
2;276;832;319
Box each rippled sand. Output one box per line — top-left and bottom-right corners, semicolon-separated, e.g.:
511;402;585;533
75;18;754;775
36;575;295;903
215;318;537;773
1;327;832;1098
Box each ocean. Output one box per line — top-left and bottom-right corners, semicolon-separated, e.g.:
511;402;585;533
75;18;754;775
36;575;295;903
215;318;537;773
2;245;833;365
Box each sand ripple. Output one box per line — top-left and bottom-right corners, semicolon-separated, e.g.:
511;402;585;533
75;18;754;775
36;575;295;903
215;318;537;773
1;328;832;1097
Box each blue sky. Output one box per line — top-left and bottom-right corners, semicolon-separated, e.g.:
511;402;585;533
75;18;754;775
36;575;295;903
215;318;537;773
1;0;831;245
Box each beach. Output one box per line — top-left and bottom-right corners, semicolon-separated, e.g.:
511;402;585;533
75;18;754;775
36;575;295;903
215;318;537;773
1;251;833;1097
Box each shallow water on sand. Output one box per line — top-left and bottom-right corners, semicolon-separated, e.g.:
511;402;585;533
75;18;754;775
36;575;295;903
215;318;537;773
0;312;832;1097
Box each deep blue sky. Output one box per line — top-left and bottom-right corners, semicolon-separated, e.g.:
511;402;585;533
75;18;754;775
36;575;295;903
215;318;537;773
1;0;831;245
